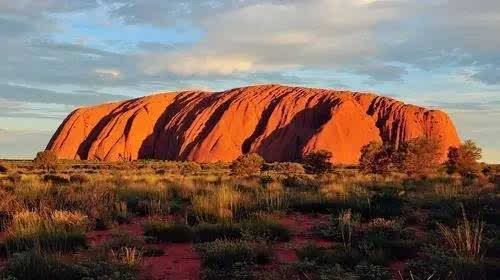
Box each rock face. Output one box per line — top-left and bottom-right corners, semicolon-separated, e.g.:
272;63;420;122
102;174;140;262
46;85;461;164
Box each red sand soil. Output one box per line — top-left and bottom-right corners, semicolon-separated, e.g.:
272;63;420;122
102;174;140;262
140;243;200;280
0;212;415;279
389;260;407;277
85;216;200;280
47;84;460;164
274;213;335;263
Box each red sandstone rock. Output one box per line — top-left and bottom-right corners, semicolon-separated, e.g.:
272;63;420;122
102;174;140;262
46;85;461;164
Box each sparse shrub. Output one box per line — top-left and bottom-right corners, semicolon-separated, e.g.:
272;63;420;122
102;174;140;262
359;142;395;175
230;153;265;175
34;150;59;170
302;150;333;174
397;137;442;177
143;220;192;243
447;140;482;177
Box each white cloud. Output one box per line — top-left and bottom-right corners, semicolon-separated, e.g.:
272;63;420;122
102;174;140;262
95;68;122;78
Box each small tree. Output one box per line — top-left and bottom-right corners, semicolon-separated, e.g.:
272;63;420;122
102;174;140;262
446;140;482;177
34;150;59;170
359;142;395;175
230;153;265;175
397;137;442;177
302;150;333;174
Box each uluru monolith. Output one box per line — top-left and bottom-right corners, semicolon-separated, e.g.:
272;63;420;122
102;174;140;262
46;85;460;164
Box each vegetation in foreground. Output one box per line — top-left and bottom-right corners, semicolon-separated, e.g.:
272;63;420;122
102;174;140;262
0;139;499;279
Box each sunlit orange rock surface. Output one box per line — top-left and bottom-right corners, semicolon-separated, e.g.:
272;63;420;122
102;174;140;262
46;85;460;164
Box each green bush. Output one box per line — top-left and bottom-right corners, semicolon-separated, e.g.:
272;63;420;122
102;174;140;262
447;140;482;177
396;137;442;177
302;150;333;174
359;142;395;175
143;221;192;243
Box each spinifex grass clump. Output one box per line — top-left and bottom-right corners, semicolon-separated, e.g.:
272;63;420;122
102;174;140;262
2;210;88;254
437;207;484;262
192;185;243;223
190;184;276;223
337;209;360;252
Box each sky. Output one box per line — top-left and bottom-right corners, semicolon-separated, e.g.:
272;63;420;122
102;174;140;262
1;0;499;162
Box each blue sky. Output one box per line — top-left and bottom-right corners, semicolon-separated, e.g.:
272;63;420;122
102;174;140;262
1;0;499;162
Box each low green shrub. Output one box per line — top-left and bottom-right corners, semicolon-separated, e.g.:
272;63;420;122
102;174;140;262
196;240;272;270
367;190;404;218
0;251;138;280
288;193;338;213
296;243;335;265
193;223;242;243
242;219;291;242
143;221;192;243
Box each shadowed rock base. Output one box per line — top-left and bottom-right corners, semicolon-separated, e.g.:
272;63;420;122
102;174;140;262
46;84;460;164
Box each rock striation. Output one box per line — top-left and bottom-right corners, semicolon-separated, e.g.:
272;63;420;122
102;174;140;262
46;85;460;164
